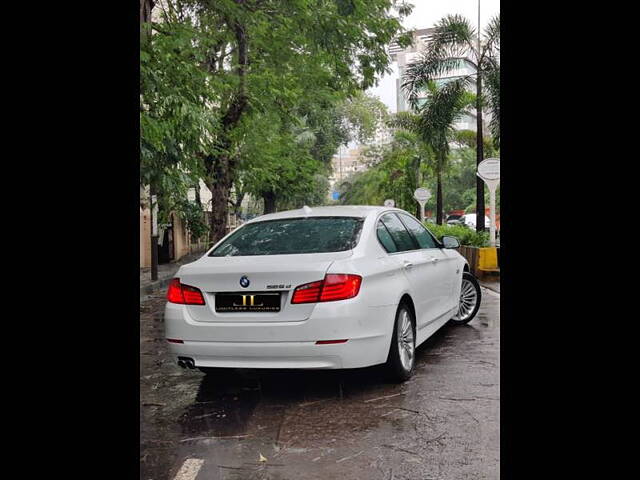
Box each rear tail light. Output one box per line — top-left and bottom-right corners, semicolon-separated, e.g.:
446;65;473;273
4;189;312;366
166;278;184;303
166;278;206;305
291;274;362;304
320;274;362;302
290;280;324;304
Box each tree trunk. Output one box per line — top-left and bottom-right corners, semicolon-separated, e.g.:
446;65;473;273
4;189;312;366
233;190;245;218
436;163;443;225
203;15;249;244
140;0;155;24
476;72;485;232
194;183;202;208
414;156;421;219
207;154;235;243
263;191;276;214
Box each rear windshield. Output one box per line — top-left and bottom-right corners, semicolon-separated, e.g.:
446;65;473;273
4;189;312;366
209;217;364;257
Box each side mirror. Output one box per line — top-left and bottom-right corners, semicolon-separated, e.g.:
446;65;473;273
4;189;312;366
441;235;460;249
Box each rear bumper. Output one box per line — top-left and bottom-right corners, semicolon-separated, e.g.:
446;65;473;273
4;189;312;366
164;300;397;369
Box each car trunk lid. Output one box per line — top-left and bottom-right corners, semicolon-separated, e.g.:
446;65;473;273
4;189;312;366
177;251;352;322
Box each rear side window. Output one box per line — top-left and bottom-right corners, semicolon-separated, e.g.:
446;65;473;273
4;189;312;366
376;221;398;253
209;217;363;257
379;213;417;252
398;214;438;249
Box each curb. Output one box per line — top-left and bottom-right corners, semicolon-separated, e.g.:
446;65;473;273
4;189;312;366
480;282;500;295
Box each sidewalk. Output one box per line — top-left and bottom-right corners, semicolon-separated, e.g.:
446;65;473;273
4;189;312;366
140;250;205;302
480;278;500;294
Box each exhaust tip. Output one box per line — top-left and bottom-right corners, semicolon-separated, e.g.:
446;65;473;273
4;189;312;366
178;356;195;369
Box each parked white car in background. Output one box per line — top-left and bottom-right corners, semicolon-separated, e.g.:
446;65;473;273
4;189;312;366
164;206;481;381
460;213;491;230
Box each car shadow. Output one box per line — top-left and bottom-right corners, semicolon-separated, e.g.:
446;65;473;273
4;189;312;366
177;321;478;440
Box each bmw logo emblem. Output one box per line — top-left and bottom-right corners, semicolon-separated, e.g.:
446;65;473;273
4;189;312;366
239;276;250;288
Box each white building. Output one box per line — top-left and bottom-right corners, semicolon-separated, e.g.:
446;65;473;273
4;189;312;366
389;28;478;131
327;145;368;200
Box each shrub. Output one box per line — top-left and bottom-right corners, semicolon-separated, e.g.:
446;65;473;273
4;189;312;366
424;223;489;247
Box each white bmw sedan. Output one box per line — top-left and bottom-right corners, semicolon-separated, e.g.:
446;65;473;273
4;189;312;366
164;206;481;381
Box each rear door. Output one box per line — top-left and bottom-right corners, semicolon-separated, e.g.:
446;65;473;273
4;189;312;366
397;213;458;316
378;213;440;330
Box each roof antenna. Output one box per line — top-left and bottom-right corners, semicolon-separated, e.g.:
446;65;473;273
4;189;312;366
302;205;312;215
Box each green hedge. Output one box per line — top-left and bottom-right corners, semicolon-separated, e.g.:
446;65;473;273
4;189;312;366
424;223;489;248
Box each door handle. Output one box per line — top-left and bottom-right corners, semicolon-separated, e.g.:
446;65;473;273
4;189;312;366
430;257;439;263
403;261;413;269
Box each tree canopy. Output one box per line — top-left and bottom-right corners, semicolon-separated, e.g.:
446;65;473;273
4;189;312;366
140;0;413;240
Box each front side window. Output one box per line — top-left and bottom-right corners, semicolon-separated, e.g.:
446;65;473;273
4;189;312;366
209;217;363;257
398;213;438;249
380;213;417;252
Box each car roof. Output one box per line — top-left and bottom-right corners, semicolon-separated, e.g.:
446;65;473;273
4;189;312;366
246;205;404;223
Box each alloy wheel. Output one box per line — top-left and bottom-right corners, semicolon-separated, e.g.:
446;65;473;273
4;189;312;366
453;277;478;321
398;309;414;371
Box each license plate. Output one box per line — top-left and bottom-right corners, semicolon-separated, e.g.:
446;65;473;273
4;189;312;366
215;292;281;312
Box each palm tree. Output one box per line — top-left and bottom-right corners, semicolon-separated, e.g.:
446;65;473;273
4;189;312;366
390;82;470;225
402;14;500;231
418;81;470;224
388;112;427;218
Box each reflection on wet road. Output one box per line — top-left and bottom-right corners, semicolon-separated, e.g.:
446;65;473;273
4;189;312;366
141;287;499;480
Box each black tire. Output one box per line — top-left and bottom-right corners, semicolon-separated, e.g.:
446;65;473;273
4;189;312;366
449;272;481;325
385;303;416;382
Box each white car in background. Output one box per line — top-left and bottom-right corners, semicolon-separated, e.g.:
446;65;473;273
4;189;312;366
164;206;481;381
460;213;491;230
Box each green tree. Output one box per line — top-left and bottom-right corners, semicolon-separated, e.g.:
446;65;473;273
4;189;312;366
140;2;218;275
239;90;392;215
338;91;391;144
402;14;500;231
339;127;432;212
452;129;496;156
388;82;470;224
239;109;329;214
387;111;428;218
185;0;412;241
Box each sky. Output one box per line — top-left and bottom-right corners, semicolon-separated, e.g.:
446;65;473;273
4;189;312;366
368;0;500;112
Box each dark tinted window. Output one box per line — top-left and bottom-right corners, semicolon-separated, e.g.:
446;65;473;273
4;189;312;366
380;213;417;252
376;221;398;253
209;217;363;256
399;214;438;249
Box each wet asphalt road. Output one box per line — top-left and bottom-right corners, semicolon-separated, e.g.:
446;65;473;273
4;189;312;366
140;287;499;480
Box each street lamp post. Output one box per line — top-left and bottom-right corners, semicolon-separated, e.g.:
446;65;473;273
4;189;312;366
413;187;431;223
477;158;500;247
